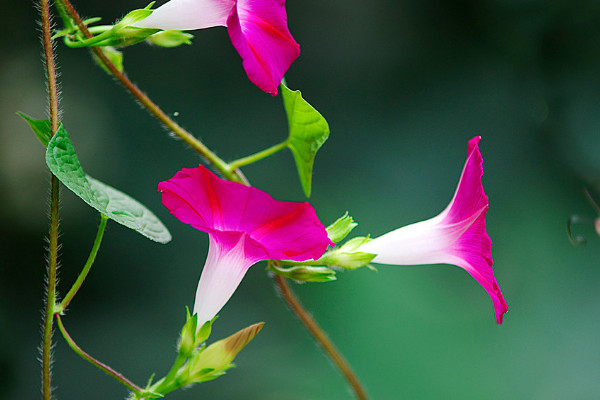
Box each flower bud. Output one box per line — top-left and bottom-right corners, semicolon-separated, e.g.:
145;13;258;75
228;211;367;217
189;322;264;381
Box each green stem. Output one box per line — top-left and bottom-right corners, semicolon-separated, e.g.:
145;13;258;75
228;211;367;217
153;352;186;394
229;140;288;171
63;29;115;48
54;0;75;31
40;0;61;398
58;214;108;312
55;314;143;395
57;0;244;184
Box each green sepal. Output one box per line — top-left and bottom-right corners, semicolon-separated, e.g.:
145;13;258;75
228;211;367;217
45;123;172;243
281;81;330;197
195;318;214;347
17;112;52;147
146;30;194;47
269;263;336;282
178;313;198;356
326;212;358;243
317;236;376;270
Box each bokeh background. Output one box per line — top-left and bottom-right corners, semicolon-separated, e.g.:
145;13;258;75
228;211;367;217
3;0;600;399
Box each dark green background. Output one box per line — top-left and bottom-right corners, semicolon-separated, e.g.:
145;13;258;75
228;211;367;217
2;1;600;399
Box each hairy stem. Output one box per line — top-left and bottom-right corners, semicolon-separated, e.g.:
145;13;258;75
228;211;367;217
59;215;108;312
57;0;241;183
55;314;143;394
40;0;61;398
274;275;369;400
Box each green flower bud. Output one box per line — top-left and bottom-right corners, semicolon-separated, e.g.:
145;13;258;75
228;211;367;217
146;31;194;47
326;212;357;243
189;322;264;381
178;313;197;356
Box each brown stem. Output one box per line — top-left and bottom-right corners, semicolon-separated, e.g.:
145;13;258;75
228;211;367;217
58;0;242;183
40;0;61;398
274;274;369;400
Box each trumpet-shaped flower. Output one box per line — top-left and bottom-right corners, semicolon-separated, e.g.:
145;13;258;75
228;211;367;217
134;0;300;95
158;165;332;324
360;137;508;324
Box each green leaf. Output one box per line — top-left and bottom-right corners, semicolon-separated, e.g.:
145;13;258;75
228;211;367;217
18;112;52;147
281;82;330;197
45;124;171;243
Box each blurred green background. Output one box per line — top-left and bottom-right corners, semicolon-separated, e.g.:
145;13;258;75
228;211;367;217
2;0;600;399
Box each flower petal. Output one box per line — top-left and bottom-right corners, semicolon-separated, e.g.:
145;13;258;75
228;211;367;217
439;136;488;224
158;165;332;261
134;0;234;30
227;0;300;95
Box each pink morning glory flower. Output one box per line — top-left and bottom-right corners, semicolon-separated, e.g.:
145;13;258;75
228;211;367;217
158;165;332;324
360;137;508;324
135;0;300;95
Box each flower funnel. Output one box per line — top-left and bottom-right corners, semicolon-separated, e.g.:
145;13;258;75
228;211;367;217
158;165;332;324
360;137;508;324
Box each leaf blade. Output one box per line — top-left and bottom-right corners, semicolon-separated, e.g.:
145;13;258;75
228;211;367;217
45;124;171;243
281;82;330;197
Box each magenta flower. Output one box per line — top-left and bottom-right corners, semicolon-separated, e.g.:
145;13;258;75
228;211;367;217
135;0;300;95
158;165;332;324
360;137;508;324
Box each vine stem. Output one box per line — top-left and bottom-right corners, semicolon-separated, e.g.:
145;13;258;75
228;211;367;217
56;3;368;398
274;275;369;400
58;214;108;312
57;0;242;184
55;314;144;395
40;0;61;398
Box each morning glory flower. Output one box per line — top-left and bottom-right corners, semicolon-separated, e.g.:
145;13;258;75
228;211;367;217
134;0;300;95
360;137;508;324
158;165;332;324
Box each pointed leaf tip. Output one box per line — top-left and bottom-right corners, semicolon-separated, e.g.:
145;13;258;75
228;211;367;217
18;112;52;147
281;82;329;197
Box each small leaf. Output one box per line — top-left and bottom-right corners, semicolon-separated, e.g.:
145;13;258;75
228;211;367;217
18;112;52;147
45;124;171;243
281;82;330;197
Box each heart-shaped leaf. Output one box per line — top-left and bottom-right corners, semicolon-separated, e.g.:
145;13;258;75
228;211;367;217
281;82;329;197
